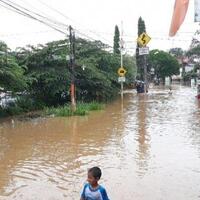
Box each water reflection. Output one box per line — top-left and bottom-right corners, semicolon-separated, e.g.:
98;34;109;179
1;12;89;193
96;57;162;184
0;85;200;199
135;94;150;177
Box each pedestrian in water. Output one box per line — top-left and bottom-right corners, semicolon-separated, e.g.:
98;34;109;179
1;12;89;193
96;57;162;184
80;167;110;200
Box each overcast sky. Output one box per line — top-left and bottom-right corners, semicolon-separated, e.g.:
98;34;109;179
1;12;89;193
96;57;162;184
0;0;199;53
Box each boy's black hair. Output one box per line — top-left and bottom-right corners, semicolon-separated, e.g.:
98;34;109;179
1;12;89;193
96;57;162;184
88;167;102;179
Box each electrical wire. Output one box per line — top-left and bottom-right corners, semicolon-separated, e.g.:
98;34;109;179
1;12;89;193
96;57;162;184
0;0;67;34
0;0;112;47
34;0;113;45
0;0;196;52
5;0;69;30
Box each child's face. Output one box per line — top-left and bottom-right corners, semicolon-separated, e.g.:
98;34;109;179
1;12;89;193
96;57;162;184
87;172;98;186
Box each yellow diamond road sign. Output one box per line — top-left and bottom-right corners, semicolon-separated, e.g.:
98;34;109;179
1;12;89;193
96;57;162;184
137;32;151;47
118;67;127;77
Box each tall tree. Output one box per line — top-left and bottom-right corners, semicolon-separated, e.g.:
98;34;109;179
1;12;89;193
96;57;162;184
137;17;146;36
136;17;146;80
113;25;120;54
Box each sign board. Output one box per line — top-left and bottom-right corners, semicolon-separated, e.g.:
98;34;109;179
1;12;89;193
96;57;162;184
117;67;127;77
139;47;149;55
137;32;151;47
118;77;126;82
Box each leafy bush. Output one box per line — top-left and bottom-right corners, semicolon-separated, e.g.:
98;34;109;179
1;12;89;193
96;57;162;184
16;96;45;112
45;102;104;117
0;95;46;118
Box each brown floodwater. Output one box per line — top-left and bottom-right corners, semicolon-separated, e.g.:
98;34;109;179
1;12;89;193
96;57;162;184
0;84;200;200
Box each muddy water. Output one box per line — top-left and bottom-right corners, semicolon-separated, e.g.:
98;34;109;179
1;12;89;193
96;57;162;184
0;85;200;200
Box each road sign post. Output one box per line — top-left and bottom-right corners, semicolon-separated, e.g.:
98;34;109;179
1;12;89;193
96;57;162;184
118;76;126;82
118;67;127;77
137;32;151;47
137;32;151;93
117;66;127;98
139;47;149;55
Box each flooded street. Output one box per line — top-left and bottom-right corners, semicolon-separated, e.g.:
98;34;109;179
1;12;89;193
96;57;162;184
0;84;200;200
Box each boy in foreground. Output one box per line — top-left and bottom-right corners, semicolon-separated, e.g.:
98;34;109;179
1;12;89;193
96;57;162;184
80;167;110;200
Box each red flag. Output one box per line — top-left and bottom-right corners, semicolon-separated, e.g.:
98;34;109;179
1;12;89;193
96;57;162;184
169;0;189;36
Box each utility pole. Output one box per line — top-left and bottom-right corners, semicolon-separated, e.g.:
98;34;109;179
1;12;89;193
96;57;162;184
69;25;76;111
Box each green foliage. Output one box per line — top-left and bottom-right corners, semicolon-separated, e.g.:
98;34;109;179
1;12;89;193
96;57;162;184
78;101;105;111
148;49;180;80
123;55;137;84
75;40;118;101
45;106;74;116
113;25;120;54
0;95;45;117
0;107;9;117
14;38;136;106
45;102;104;117
0;41;27;92
15;40;70;105
0;36;136;118
3;105;23;116
137;17;146;36
186;44;200;56
15;96;45;112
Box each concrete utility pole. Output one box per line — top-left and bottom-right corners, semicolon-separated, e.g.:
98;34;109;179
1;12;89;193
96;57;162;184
69;25;76;111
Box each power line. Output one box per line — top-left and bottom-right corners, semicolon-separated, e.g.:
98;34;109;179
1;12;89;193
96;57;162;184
7;0;69;30
17;0;70;25
0;0;112;47
36;0;73;22
34;0;113;46
0;0;194;52
0;0;67;34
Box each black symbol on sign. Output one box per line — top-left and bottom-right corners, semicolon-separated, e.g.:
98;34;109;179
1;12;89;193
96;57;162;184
141;34;146;44
120;70;124;73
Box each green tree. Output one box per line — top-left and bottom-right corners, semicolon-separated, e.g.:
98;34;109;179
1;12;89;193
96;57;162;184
136;17;146;80
0;41;26;93
187;45;200;56
189;30;200;49
149;50;180;81
185;44;200;80
15;38;136;106
137;17;146;36
15;40;70;106
113;25;120;54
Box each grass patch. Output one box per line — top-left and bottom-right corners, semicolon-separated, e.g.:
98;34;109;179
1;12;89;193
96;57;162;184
45;102;104;117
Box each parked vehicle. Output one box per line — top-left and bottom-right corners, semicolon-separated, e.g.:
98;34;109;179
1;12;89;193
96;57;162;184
0;93;16;108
